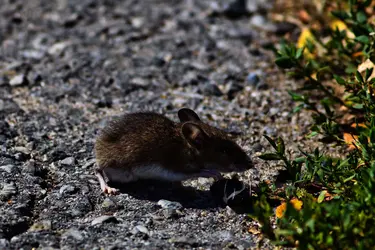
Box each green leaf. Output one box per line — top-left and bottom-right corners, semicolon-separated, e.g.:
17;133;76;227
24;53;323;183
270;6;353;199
353;103;364;109
356;71;364;83
295;47;304;59
275;56;294;69
263;134;277;150
333;75;346;85
343;174;356;183
331;10;350;20
258;153;282;161
365;68;373;81
355;35;370;44
307;131;318;138
294;157;306;164
288;91;304;101
356;11;367;24
317;190;327;203
277;137;285;154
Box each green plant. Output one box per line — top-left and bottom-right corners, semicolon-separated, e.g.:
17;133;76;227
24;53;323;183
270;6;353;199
250;0;375;249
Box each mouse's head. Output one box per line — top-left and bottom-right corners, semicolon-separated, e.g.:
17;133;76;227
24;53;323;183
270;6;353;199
178;108;253;173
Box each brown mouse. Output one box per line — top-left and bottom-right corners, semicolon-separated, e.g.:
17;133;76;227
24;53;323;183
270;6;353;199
94;108;253;194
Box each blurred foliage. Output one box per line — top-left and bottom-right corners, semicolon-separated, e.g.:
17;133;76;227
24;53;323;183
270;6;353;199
251;0;375;249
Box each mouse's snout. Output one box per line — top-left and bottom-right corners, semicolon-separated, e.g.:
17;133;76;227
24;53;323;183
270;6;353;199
232;156;253;172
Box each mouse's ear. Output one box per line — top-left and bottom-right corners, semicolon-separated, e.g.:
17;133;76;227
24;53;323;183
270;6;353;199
181;122;207;149
178;108;201;122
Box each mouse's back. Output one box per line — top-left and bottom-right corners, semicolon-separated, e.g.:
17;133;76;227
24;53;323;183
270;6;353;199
95;112;185;169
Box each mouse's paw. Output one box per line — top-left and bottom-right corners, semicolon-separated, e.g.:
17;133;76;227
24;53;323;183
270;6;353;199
103;185;119;195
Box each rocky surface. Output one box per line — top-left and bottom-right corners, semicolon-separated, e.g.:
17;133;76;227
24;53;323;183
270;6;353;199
0;0;321;249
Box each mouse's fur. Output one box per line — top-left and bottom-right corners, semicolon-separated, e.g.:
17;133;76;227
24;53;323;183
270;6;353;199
94;108;252;194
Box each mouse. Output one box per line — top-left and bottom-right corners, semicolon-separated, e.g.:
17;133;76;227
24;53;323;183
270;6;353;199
94;108;253;194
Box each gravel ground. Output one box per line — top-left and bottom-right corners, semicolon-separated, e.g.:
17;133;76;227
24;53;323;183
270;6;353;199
0;0;320;249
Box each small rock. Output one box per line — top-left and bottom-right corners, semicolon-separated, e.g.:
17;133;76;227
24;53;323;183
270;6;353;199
157;200;183;210
246;73;260;86
29;220;52;231
226;82;243;100
250;14;267;28
91;215;118;226
60;157;75;166
133;225;149;236
48;42;71;56
21;50;45;60
162;208;179;219
252;143;263;152
274;21;298;35
169;236;197;246
59;185;76;195
0;239;10;249
9;74;27;86
200;82;223;97
101;198;118;212
269;107;280;116
0;164;19;174
0;182;17;200
82;158;96;169
14;146;30;155
62;228;84;241
222;0;248;18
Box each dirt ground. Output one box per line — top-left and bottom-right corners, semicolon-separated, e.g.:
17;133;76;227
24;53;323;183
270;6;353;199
0;0;320;249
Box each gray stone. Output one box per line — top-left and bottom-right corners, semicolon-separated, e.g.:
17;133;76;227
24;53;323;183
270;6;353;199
9;74;26;86
157;199;183;210
60;157;75;166
91;215;118;226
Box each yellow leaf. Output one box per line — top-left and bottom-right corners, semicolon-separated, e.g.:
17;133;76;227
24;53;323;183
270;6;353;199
297;28;315;59
275;202;287;218
275;198;303;218
290;198;303;210
330;20;355;39
344;123;368;150
343;132;358;150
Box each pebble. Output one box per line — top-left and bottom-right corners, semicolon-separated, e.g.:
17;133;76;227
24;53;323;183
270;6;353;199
200;82;223;97
0;164;19;174
250;14;267;28
59;185;76;195
14;146;30;155
9;74;26;86
29;220;52;231
226;82;243;99
157;200;183;210
101;198;118;212
62;228;84;241
246;73;260;86
133;225;150;236
269;107;280;116
0;239;10;249
91;215;118;226
162;208;179;219
0;182;17;200
60;157;75;166
48;41;71;56
252;143;263;152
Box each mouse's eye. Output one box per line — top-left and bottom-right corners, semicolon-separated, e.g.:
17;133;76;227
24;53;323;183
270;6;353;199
218;147;227;154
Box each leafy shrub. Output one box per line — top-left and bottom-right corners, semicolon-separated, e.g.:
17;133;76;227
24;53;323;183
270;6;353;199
251;1;375;249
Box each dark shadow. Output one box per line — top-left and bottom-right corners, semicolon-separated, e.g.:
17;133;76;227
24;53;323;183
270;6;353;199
108;179;222;209
108;177;258;213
